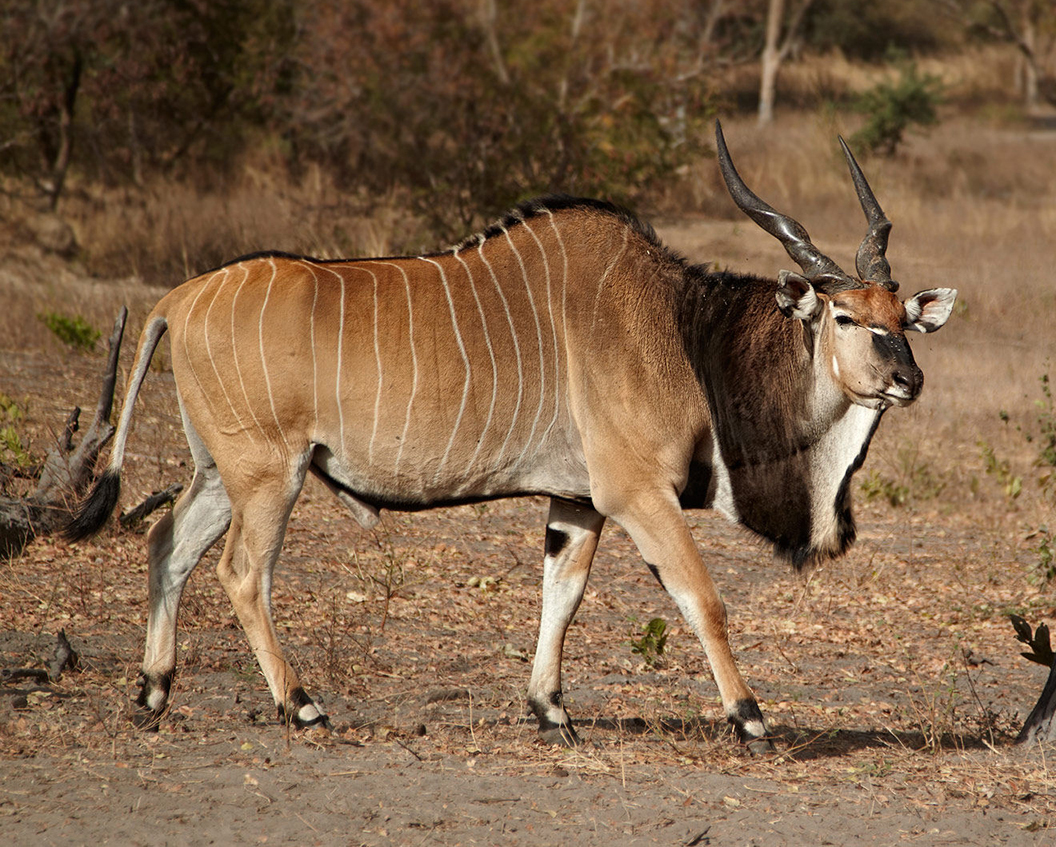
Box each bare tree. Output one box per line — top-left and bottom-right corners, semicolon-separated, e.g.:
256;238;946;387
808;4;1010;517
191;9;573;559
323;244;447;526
758;0;815;126
941;0;1056;110
987;0;1056;109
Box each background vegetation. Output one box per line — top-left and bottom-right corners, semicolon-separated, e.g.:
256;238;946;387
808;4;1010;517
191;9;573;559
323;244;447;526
2;0;1055;283
3;4;1056;840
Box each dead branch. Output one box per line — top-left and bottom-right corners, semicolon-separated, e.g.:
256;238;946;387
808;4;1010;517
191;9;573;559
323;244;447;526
119;483;183;529
0;308;126;559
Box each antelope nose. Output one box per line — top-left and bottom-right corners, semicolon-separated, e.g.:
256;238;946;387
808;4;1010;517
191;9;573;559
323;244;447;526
893;365;923;399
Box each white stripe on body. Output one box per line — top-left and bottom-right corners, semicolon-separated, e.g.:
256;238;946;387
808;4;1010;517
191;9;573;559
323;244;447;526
590;229;629;332
179;270;223;425
229;264;270;443
201;267;259;447
502;226;547;457
369;261;418;477
297;261;322;437
477;239;525;473
259;258;292;452
452;248;499;479
521;217;562;447
318;264;348;454
353;263;384;466
421;256;472;487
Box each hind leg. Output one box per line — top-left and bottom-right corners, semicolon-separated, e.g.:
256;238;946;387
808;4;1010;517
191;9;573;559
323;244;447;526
215;458;326;728
137;458;231;723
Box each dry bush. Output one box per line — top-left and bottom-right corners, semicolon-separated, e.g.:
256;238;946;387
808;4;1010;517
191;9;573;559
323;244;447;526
4;101;1056;841
711;45;1025;118
65;167;431;287
2;45;1043;289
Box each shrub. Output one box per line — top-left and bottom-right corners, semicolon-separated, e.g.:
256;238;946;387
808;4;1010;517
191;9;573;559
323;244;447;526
851;56;943;156
38;312;100;352
0;394;32;468
630;617;669;668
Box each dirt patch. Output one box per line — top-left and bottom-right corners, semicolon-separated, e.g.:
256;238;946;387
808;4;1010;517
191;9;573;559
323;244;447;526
3;116;1056;845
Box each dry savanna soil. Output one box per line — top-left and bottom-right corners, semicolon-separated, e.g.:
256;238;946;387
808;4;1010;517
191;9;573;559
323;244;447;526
2;116;1056;845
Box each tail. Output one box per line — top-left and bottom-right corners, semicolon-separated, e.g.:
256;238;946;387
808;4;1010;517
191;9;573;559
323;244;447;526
63;315;169;542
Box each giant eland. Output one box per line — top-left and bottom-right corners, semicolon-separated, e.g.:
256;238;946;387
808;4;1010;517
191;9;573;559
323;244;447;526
66;122;956;751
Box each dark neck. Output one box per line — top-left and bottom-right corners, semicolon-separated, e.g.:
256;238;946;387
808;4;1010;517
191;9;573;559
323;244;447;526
677;268;880;568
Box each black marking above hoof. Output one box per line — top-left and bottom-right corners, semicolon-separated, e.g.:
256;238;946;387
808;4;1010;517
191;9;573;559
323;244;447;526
728;698;773;754
277;686;331;730
646;563;666;590
530;693;580;746
544;526;570;559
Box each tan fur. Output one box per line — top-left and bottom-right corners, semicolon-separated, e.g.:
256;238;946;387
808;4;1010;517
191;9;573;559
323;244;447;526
72;186;953;744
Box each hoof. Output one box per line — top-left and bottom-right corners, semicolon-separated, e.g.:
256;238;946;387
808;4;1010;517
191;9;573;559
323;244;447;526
133;671;172;731
278;687;330;730
745;734;777;756
131;708;163;731
729;698;772;754
538;720;581;748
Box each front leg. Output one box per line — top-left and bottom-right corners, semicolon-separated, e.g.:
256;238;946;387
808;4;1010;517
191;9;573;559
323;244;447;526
604;489;773;753
527;498;605;746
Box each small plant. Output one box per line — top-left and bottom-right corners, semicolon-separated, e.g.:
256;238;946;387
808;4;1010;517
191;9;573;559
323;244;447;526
997;371;1056;583
859;443;944;508
850;54;942;156
38;312;101;352
860;470;909;507
0;393;32;468
1026;373;1056;497
350;524;421;632
630;617;669;668
980;440;1022;500
905;658;961;755
1029;527;1056;585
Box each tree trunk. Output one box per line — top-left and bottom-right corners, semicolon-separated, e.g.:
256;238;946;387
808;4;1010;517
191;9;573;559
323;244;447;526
44;53;83;211
1020;13;1039;110
758;0;785;126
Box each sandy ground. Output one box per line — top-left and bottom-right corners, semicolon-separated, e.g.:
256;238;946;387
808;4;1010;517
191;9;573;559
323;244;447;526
3;115;1056;845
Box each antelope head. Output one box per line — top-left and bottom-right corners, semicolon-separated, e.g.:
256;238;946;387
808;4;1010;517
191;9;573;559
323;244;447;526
715;121;957;410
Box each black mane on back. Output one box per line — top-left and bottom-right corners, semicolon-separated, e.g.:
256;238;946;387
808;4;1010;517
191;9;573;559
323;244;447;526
457;194;667;256
200;250;325;278
198;196;676;279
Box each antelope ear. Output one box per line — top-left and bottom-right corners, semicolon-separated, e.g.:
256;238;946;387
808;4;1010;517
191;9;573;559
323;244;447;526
776;270;822;321
904;288;957;333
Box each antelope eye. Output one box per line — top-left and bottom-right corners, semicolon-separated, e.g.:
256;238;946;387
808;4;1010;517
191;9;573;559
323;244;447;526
835;314;856;327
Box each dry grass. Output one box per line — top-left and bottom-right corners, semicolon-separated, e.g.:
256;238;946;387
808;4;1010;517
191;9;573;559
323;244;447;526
3;95;1056;841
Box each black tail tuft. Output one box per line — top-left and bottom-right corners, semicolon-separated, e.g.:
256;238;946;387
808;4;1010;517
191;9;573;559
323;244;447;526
62;470;122;543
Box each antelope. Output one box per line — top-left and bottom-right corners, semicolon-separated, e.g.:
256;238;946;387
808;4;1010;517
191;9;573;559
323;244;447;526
65;122;955;751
